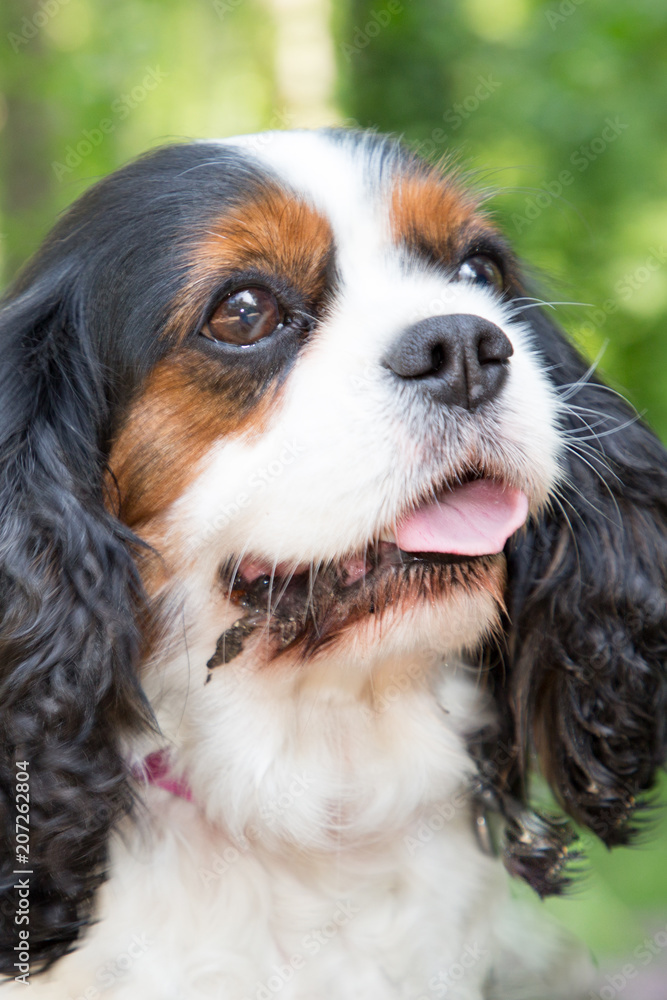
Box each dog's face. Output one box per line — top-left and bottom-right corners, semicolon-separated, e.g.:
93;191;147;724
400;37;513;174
109;131;560;672
1;129;666;975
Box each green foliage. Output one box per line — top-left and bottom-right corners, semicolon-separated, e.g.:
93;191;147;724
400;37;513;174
0;0;277;281
0;0;666;970
336;0;667;438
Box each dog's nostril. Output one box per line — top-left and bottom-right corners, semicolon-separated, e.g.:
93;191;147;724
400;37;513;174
477;327;513;366
430;344;445;374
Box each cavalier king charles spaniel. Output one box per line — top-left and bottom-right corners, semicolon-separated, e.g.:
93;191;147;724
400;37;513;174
1;129;666;999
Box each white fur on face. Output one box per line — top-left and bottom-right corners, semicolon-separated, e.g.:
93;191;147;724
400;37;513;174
159;131;561;630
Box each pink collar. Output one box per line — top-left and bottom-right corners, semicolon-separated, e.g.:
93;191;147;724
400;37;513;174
140;749;193;802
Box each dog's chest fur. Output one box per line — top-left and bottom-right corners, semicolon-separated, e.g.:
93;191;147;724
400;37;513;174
13;661;583;1000
83;795;502;1000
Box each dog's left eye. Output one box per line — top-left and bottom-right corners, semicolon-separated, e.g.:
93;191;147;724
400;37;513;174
456;255;503;290
202;287;283;345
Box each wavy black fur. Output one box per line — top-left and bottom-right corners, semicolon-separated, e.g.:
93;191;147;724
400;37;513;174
0;273;153;974
0;142;264;974
493;305;667;889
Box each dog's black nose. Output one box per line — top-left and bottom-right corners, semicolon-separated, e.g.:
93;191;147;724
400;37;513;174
384;313;513;410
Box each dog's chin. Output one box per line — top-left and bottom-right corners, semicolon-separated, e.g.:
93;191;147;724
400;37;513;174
211;545;507;668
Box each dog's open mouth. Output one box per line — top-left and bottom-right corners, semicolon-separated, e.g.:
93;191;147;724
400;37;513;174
208;479;528;667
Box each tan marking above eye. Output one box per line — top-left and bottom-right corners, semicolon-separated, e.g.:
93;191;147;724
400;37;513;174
163;189;334;345
389;173;491;265
203;287;283;346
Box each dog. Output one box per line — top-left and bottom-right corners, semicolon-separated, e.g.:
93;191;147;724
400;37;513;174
1;128;666;999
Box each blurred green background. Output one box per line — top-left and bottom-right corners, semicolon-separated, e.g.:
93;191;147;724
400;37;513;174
1;0;666;988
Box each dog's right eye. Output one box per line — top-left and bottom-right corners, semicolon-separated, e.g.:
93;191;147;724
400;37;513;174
202;287;283;346
456;255;504;291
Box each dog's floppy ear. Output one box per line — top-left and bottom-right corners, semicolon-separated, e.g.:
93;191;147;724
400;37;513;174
0;263;151;974
502;306;667;879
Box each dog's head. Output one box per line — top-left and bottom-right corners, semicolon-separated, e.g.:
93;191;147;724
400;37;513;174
1;129;666;972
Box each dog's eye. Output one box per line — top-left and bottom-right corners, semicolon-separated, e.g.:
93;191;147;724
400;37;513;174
456;255;503;290
203;287;283;345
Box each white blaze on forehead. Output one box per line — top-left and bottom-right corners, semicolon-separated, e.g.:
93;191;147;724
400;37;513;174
221;130;383;243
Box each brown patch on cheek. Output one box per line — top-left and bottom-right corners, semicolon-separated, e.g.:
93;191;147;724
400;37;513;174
107;348;279;666
111;188;331;538
389;172;493;268
107;347;275;535
167;189;333;340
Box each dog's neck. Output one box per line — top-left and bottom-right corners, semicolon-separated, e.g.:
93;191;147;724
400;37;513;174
141;627;490;857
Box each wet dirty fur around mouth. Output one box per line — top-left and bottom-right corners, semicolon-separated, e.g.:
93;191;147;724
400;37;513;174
208;551;502;667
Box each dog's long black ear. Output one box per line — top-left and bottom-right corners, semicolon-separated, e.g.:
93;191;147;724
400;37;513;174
0;266;151;973
503;307;667;876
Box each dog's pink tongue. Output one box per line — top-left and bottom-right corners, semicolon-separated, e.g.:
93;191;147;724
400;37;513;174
395;480;528;556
